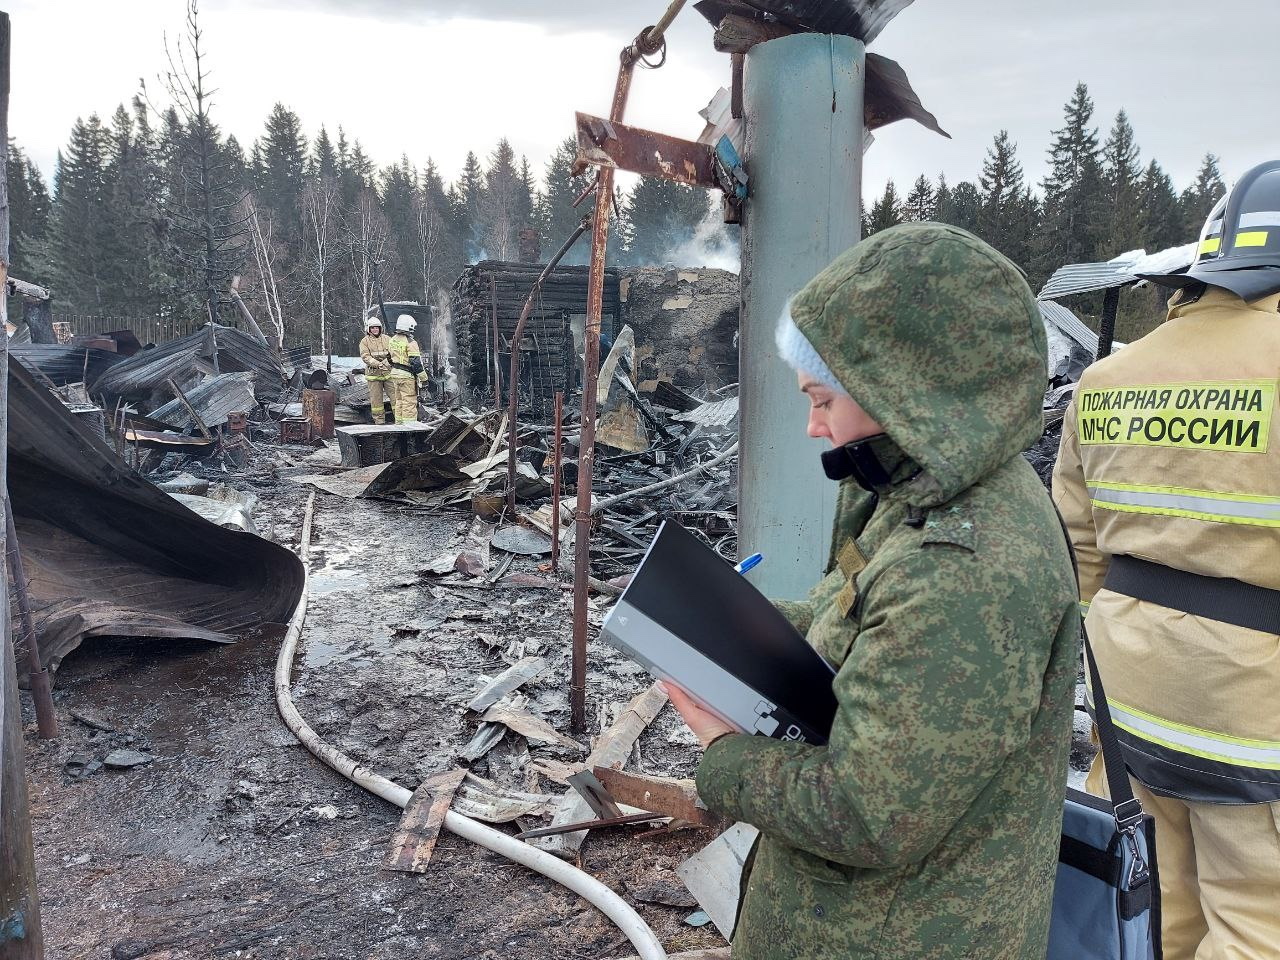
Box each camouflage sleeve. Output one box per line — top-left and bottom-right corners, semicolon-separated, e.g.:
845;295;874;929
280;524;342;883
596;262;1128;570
1050;399;1107;606
771;599;814;635
696;547;1051;869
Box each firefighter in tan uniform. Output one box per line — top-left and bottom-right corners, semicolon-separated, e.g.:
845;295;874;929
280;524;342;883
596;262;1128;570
1053;159;1280;960
387;314;427;424
359;317;393;424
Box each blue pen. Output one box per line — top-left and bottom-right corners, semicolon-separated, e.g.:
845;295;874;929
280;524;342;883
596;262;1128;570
735;553;764;575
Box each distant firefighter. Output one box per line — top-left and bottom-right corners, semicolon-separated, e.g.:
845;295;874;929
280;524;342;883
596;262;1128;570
359;316;393;424
387;314;427;424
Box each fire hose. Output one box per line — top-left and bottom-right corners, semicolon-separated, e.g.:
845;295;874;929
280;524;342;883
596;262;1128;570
275;492;667;960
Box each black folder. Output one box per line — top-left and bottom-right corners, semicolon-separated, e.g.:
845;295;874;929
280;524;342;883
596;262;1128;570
600;520;838;745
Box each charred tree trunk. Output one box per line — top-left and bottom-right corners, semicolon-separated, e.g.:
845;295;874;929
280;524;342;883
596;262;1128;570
20;299;52;345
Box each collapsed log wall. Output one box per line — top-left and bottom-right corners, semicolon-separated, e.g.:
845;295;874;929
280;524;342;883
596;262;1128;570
451;261;622;417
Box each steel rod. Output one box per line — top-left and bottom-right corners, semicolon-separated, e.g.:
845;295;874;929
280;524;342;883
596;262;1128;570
3;499;55;739
505;218;592;514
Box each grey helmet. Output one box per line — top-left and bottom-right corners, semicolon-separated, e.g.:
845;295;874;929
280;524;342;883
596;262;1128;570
1139;159;1280;301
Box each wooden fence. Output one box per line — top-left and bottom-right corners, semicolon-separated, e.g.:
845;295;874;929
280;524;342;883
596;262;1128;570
52;314;217;345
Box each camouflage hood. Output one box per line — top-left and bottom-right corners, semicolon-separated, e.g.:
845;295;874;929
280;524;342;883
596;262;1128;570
790;223;1047;507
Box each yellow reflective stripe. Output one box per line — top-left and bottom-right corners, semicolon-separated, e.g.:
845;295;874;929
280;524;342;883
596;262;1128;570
1200;237;1222;255
1236;230;1269;248
1089;496;1280;528
1078;600;1091;618
1087;481;1280;526
1089;480;1280;506
1086;692;1280;770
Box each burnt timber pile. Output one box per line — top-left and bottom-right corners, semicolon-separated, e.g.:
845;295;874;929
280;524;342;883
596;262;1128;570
452;261;622;418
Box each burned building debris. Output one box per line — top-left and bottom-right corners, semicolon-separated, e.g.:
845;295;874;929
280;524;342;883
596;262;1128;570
452;261;623;417
622;268;740;393
6;359;304;678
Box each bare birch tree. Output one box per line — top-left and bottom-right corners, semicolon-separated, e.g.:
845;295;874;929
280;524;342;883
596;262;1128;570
344;186;390;317
242;195;286;348
413;187;443;304
301;174;339;361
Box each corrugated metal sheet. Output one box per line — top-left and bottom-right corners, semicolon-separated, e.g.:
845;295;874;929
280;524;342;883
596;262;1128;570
6;360;304;678
695;0;915;43
91;347;207;399
12;344;126;386
1039;301;1098;355
88;323;286;405
673;396;740;431
149;372;257;431
1038;257;1141;301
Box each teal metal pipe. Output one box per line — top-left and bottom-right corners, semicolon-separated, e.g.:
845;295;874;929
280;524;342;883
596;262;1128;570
739;33;865;600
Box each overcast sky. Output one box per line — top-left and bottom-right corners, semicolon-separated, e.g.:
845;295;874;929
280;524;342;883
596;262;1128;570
9;1;1280;204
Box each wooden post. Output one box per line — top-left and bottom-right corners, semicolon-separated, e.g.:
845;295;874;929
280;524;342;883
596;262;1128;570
0;12;47;954
1096;287;1120;361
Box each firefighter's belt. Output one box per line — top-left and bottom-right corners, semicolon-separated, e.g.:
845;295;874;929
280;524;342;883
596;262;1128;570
1104;554;1280;635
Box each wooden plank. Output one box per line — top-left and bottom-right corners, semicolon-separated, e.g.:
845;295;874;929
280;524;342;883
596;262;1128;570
593;767;721;827
530;682;668;854
382;768;467;874
466;656;548;713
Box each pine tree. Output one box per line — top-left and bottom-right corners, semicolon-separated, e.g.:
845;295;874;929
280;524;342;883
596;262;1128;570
1138;160;1185;252
46;115;113;311
253;102;308;248
311;125;339;181
865;180;903;236
1100;110;1143;256
380;157;419;300
1180;153;1226;237
102;101;168;317
1037;82;1106;275
933;174;952;223
479;138;522;261
903;174;935;221
537;137;590;263
624;176;710;265
978;130;1034;266
457;150;484;259
7;140;53;287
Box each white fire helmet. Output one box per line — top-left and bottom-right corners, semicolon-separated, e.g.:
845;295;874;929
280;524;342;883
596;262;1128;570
366;315;383;333
395;314;417;335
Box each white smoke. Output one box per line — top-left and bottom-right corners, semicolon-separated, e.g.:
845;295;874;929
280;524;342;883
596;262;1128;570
431;287;460;394
667;206;741;274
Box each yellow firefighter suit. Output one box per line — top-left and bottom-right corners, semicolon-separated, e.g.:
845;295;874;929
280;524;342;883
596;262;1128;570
1052;286;1280;960
387;333;425;424
359;331;393;423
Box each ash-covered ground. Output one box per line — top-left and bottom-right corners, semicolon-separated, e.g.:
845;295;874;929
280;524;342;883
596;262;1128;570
24;478;720;960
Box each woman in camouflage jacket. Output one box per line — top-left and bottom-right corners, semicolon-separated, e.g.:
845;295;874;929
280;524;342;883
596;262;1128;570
666;223;1080;959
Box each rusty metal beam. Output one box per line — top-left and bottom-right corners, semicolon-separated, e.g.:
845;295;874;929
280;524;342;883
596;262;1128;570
575;112;718;190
